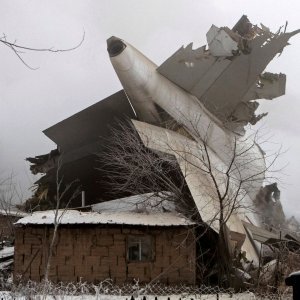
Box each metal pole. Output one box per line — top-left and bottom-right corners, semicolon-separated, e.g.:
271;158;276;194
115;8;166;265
81;191;85;207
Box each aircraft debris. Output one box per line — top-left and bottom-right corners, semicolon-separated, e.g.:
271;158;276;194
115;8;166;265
107;15;299;269
26;15;300;287
156;15;299;133
207;25;239;57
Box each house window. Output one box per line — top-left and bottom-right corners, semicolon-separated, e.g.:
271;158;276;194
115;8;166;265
127;235;153;262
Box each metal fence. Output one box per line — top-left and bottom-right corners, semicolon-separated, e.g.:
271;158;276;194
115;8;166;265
1;279;291;300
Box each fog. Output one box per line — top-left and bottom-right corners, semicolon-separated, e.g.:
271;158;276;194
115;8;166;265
1;0;300;218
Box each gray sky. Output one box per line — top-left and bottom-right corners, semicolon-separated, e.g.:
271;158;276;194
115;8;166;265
1;0;300;218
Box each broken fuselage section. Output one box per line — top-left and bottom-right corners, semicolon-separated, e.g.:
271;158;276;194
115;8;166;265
107;15;299;271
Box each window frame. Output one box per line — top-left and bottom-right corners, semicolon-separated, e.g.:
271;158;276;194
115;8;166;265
126;234;154;263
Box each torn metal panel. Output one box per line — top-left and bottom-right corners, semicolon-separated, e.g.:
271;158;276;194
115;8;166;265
226;214;260;266
234;268;252;281
232;15;253;38
260;237;300;253
243;72;286;102
242;221;281;244
258;259;278;285
156;16;299;131
156;43;230;97
26;149;59;174
197;28;298;129
206;25;239;57
227;230;246;256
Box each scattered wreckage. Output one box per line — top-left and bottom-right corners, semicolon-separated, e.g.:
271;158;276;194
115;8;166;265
25;16;300;286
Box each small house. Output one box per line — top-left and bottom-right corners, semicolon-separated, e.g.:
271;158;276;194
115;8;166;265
14;193;196;284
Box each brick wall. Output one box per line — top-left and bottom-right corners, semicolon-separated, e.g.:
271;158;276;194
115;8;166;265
14;225;196;284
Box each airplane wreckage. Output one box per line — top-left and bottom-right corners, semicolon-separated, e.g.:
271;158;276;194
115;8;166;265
26;16;300;284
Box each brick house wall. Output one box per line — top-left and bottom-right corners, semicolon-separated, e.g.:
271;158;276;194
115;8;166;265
14;224;196;284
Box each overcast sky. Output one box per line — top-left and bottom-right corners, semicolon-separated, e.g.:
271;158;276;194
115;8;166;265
1;0;300;218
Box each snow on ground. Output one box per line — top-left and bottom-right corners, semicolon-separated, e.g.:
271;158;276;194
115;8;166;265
0;246;14;259
0;293;256;299
0;259;13;270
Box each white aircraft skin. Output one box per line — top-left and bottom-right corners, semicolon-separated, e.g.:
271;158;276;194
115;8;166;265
107;37;265;202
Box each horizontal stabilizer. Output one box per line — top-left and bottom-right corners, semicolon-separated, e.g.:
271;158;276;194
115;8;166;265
157;16;299;132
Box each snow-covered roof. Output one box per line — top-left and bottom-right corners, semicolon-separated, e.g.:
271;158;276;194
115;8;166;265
0;209;28;218
16;192;194;227
16;210;194;226
92;192;176;213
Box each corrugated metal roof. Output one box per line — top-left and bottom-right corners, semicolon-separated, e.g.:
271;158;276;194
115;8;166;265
16;210;195;227
92;192;176;213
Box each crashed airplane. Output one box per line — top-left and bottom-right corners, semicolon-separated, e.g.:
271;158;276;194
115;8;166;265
26;16;300;282
106;15;299;260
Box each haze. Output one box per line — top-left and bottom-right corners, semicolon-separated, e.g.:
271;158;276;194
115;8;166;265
1;0;300;218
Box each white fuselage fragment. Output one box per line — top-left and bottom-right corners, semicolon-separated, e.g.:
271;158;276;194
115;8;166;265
132;120;260;265
109;40;266;201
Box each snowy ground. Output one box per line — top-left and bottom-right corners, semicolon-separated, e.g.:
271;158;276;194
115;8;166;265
0;259;13;269
0;292;257;300
0;246;14;259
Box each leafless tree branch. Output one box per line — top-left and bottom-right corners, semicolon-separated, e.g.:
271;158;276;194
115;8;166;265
99;117;283;286
1;31;85;69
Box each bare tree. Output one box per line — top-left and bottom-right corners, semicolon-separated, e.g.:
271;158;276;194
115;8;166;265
99;122;197;217
43;156;80;286
0;32;85;69
0;173;24;240
99;119;280;286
